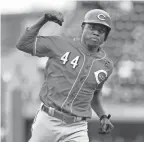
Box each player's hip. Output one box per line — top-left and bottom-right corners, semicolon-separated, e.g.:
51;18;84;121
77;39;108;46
30;108;89;142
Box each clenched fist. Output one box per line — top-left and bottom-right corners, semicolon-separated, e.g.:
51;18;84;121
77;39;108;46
45;11;64;26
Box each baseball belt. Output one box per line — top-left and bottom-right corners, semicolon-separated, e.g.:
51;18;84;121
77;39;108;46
41;104;87;123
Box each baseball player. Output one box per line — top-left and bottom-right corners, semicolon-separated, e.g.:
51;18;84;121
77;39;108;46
16;9;114;142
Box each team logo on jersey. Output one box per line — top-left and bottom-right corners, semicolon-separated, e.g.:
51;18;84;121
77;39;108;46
97;14;106;21
94;70;107;84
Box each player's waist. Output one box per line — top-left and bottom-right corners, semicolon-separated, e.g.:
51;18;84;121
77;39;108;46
41;103;89;123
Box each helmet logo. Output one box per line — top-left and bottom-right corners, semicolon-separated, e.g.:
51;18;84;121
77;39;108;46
97;14;106;21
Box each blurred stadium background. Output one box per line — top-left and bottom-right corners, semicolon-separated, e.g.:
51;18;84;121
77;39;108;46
1;0;144;142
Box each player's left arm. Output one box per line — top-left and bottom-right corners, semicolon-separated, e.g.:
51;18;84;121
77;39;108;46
91;85;106;118
91;60;114;134
91;59;113;119
91;86;114;134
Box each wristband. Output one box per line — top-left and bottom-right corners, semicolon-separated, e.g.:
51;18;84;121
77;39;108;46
100;114;111;121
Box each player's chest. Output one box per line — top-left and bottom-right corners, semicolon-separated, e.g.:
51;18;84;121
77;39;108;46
55;47;110;87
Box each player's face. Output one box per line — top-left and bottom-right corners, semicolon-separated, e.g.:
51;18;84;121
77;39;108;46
81;23;107;48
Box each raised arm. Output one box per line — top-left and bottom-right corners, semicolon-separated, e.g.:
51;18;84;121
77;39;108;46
16;11;64;57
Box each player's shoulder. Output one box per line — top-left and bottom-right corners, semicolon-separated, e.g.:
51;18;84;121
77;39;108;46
103;53;114;71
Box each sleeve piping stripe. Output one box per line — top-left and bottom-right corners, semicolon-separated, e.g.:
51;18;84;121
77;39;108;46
33;37;38;56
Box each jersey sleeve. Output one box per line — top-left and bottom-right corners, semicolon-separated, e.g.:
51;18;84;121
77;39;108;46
107;59;113;78
104;55;114;79
16;27;62;58
96;58;113;91
33;35;61;57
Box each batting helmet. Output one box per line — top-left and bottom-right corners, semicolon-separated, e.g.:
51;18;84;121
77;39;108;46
82;9;111;41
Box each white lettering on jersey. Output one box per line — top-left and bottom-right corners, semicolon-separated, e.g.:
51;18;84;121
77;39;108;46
60;52;80;69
